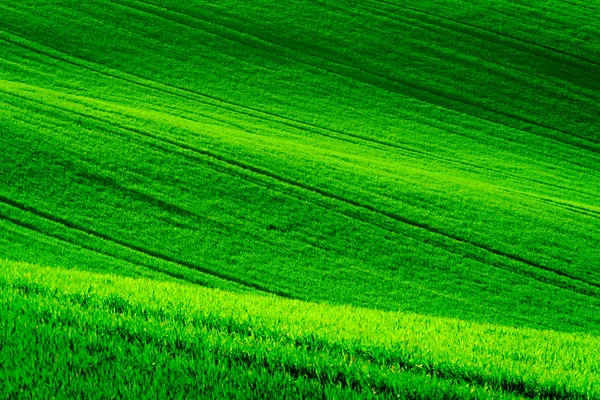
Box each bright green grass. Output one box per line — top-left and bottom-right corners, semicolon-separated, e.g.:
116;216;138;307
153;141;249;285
1;259;598;399
1;0;599;332
0;0;599;396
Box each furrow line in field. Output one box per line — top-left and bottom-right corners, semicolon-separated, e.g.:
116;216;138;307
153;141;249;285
101;0;412;143
536;198;600;220
3;82;596;294
3;91;426;255
2;119;336;262
4;27;600;188
66;163;332;257
370;0;600;72
104;0;286;68
113;130;600;298
33;97;600;296
118;0;600;153
7;14;600;187
19;75;600;205
0;94;354;267
81;0;600;160
559;0;600;12
81;102;600;202
115;133;600;293
68;171;292;253
3;48;598;207
0;93;345;260
0;33;369;151
538;199;600;222
0;196;294;299
0;212;213;287
5;89;598;298
5;86;600;296
355;1;600;104
0;32;262;132
501;188;600;222
551;202;600;218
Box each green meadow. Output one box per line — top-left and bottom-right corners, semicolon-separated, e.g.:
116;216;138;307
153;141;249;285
0;0;599;398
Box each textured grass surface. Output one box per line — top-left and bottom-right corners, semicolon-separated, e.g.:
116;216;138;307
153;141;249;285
0;0;599;397
1;260;598;399
1;0;599;331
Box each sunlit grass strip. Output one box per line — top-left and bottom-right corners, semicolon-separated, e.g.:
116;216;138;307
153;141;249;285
1;260;598;398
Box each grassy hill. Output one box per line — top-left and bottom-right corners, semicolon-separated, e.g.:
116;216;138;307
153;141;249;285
1;0;599;397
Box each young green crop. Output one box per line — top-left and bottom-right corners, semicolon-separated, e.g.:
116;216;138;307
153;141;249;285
1;260;598;399
0;0;599;396
1;74;598;332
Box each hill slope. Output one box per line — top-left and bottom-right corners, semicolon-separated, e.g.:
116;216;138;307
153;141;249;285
0;0;600;333
2;0;600;397
2;0;599;332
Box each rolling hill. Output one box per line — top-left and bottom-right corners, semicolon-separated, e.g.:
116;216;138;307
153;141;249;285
1;0;599;397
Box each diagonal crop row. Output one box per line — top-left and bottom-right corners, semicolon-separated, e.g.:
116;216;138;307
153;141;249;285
110;0;600;155
4;87;598;300
0;196;291;298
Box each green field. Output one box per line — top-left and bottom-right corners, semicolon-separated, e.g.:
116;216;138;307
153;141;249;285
1;0;599;398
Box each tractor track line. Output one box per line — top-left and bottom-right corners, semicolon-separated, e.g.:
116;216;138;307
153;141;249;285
0;94;342;259
96;0;600;176
371;0;600;72
4;74;600;206
5;89;598;297
25;96;600;295
0;212;219;288
111;128;600;292
0;196;295;299
106;0;600;155
3;28;600;184
6;99;600;300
